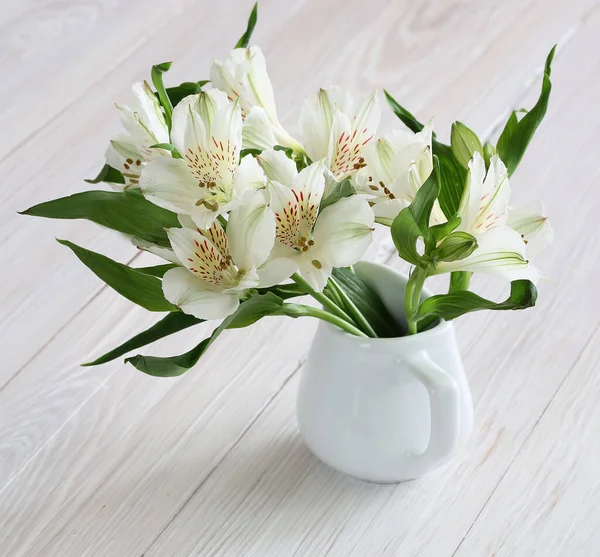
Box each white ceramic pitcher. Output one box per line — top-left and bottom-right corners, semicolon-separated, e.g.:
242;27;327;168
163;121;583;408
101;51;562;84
296;261;474;483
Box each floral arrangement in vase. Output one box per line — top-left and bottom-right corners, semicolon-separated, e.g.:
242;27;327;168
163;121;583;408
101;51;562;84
22;5;555;481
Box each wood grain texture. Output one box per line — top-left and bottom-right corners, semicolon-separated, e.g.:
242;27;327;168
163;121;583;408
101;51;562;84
1;0;599;555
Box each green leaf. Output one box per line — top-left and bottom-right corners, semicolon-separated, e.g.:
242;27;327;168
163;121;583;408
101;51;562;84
235;2;258;49
240;148;262;160
384;90;425;134
126;291;284;376
496;46;556;176
415;279;538;323
84;312;202;366
134;264;177;278
430;215;461;243
451;121;483;168
319;178;355;214
433;140;468;219
152;61;174;129
332;268;404;337
84;164;125;185
58;240;177;312
391;160;440;266
258;283;307;300
165;80;208;106
434;231;478;262
20;189;180;247
149;143;182;158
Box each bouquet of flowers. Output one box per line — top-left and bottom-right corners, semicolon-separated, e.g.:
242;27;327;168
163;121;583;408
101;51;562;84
22;4;554;377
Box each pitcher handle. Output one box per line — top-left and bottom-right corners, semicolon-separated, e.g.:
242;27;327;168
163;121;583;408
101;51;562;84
404;350;460;467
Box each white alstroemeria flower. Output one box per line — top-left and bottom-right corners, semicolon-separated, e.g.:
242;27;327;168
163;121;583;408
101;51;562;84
106;81;170;190
210;46;301;152
140;89;266;229
434;153;540;282
162;192;296;320
299;87;380;183
507;201;554;258
353;122;443;225
258;149;374;291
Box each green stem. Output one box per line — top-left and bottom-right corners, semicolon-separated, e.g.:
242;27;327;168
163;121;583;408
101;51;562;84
449;271;472;293
323;282;344;307
290;273;355;325
281;304;368;337
404;267;427;335
328;276;378;338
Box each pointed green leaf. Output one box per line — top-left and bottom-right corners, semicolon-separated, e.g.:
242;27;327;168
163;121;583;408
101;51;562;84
319;178;355;214
415;279;537;323
134;264;177;278
496;46;556;176
125;291;285;376
235;2;258;48
432;141;468;219
84;164;125;185
384;90;425;134
430;215;461;243
240;148;262;159
165;80;209;106
149;143;182;158
58;240;177;312
84;312;202;366
331;268;403;337
151;61;173;129
20;190;179;247
391;158;440;266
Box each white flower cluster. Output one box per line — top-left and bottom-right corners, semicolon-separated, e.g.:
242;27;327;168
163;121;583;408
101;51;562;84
106;46;552;321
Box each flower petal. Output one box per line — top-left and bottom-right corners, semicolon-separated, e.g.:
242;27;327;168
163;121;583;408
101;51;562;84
297;256;333;292
232;153;267;198
210;46;278;121
167;225;236;288
140;157;200;214
131;81;169;145
370;198;408;226
163;267;239;320
507;201;554;257
242;106;277;151
257;256;298;288
257;148;298;186
312;195;374;268
227;191;276;270
471;154;511;232
132;237;181;264
105;136;143;189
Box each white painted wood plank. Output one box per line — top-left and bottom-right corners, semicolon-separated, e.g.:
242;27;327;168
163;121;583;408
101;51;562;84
454;325;600;557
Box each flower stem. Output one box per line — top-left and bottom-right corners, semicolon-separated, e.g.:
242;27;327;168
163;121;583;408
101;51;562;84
281;304;368;337
404;267;427;335
290;273;355;325
449;271;472;293
328;276;378;338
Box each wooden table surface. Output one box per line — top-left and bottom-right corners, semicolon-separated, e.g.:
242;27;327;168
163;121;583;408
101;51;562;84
2;1;600;555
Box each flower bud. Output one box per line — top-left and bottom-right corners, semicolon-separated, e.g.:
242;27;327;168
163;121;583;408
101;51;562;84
483;141;496;168
436;231;478;262
451;121;483;168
